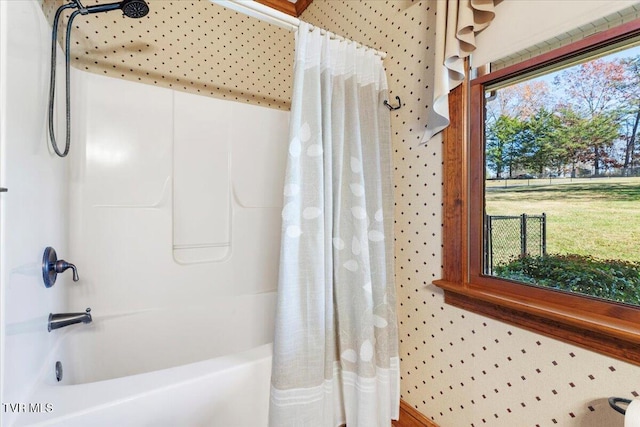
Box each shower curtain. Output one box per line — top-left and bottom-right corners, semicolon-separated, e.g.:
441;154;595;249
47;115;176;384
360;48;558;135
269;22;399;427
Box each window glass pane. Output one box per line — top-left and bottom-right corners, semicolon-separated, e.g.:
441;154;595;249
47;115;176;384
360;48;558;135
483;41;640;307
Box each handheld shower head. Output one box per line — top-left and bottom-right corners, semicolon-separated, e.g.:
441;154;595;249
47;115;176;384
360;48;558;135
120;0;149;18
82;0;149;18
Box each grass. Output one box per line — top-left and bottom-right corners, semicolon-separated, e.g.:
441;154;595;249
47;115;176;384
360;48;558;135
485;177;640;262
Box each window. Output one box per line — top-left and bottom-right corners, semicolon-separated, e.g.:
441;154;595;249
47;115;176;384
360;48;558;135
434;20;640;365
483;37;640;307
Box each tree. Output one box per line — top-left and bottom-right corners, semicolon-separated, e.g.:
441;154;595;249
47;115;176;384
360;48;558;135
485;115;525;178
517;108;561;175
619;56;640;174
486;80;552;122
485;82;553;178
554;59;627;175
553;107;620;177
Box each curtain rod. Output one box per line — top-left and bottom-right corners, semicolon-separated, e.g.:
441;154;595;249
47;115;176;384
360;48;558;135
210;0;387;59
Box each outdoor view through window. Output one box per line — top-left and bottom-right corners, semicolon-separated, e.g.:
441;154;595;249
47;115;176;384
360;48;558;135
483;40;640;307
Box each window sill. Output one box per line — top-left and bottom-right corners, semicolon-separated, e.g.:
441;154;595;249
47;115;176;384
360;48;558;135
433;279;640;365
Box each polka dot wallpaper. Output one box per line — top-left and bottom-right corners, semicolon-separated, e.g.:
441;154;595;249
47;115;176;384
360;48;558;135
39;0;640;425
41;0;295;109
301;2;639;427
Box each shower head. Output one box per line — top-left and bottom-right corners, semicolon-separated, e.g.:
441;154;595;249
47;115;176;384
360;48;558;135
82;0;149;18
120;0;149;18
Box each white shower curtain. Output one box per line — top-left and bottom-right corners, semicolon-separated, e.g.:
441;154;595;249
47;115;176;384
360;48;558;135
269;23;399;427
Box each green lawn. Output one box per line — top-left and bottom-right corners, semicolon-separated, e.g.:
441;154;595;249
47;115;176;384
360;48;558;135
485;177;640;262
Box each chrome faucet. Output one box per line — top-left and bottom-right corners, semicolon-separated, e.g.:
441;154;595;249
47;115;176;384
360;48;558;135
48;308;92;332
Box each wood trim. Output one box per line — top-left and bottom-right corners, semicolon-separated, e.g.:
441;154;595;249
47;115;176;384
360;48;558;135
442;287;640;365
294;0;313;16
440;78;467;284
254;0;313;17
438;278;640;339
434;20;640;366
255;0;297;17
392;400;439;427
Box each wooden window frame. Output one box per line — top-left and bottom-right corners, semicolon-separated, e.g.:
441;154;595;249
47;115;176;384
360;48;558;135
433;19;640;366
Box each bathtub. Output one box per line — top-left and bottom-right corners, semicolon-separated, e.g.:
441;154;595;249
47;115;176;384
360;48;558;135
14;292;276;427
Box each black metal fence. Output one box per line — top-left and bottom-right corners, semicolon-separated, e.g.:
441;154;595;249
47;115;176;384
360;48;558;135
484;213;547;275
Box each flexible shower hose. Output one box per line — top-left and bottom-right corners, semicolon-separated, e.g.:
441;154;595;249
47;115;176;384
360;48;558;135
48;3;80;158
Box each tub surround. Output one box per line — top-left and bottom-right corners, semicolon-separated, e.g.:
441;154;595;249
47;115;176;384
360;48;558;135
65;68;288;313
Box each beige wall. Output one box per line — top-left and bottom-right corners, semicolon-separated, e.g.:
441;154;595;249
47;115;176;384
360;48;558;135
42;0;294;109
302;2;638;427
39;0;639;425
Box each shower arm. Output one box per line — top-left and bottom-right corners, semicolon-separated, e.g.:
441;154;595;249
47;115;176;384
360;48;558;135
75;0;125;15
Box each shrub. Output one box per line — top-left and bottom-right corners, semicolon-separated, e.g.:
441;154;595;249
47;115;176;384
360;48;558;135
494;254;640;306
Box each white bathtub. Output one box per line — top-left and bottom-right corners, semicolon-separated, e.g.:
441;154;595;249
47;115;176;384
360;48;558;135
14;293;275;427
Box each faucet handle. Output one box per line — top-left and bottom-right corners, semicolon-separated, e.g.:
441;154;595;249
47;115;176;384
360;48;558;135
55;260;79;282
42;247;80;287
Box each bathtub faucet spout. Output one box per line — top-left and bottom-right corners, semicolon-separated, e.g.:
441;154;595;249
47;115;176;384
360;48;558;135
48;308;92;332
